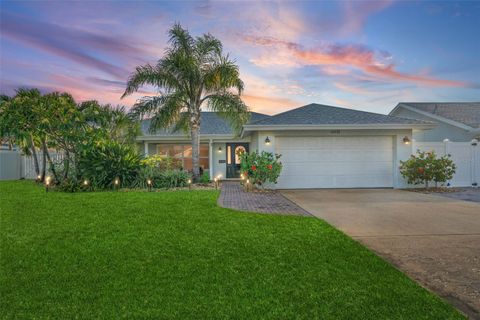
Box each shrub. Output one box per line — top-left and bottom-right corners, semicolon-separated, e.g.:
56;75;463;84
140;154;181;171
76;140;142;190
239;151;282;188
134;167;190;189
400;150;456;188
199;171;210;184
158;170;191;189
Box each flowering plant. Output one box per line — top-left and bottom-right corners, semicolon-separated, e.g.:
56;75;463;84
239;151;282;188
399;150;456;188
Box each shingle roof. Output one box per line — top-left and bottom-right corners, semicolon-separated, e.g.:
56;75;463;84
398;102;480;129
141;112;270;136
249;103;432;126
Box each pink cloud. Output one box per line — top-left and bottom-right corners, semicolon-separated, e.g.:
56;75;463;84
340;0;394;35
242;35;469;87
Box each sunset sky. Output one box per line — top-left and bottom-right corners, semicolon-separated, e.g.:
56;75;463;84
1;0;479;115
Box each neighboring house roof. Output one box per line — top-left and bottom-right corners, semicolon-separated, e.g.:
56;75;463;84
392;102;480;130
141;112;270;136
245;103;433;129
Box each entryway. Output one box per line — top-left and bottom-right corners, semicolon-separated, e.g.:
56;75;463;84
226;143;248;178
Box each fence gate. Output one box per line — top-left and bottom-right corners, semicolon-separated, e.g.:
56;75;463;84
412;140;479;187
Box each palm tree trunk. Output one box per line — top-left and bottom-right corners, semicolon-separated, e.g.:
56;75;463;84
42;139;59;182
30;135;40;177
41;138;47;182
191;124;200;181
63;150;70;180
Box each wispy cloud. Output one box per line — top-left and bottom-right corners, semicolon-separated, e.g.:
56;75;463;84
0;12;153;79
242;35;469;87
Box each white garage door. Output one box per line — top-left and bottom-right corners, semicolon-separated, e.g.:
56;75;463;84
275;136;394;189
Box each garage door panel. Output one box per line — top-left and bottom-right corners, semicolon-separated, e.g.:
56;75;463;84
281;161;393;176
277;174;393;189
279;150;392;162
277;136;393;150
275;136;393;188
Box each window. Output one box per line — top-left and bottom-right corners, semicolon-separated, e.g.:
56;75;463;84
156;144;209;170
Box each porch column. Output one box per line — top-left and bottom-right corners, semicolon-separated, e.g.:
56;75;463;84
209;139;213;180
144;141;149;156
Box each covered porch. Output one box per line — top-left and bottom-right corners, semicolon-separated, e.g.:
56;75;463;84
140;137;251;180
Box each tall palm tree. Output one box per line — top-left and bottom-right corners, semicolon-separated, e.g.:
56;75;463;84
122;23;250;180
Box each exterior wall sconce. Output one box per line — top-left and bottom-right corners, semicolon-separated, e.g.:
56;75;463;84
265;136;271;145
471;139;478;146
218;146;222;152
402;136;410;145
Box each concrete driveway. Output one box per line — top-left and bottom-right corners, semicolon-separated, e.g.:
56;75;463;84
281;189;480;319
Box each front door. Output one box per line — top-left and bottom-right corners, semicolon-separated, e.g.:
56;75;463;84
226;143;249;178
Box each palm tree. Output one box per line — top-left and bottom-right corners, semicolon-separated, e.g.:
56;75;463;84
79;101;140;145
122;23;250;180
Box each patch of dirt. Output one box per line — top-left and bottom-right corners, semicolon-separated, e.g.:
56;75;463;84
405;187;465;194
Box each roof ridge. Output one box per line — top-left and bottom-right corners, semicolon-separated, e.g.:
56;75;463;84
400;102;480;105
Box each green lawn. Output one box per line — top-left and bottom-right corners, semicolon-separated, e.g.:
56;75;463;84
0;181;464;319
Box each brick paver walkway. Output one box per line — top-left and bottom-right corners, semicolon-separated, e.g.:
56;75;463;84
218;181;310;216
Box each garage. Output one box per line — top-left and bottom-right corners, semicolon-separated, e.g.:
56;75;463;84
275;136;394;189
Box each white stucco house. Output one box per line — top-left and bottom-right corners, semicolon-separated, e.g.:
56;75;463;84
388;102;480;187
389;102;480;142
137;103;437;189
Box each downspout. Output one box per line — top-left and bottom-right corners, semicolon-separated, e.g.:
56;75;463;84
209;138;213;180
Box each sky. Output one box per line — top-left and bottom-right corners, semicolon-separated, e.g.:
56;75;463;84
1;0;479;115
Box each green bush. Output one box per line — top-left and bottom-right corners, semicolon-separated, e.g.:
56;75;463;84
400;150;456;188
76;140;142;190
199;171;210;184
134;167;190;189
239;151;282;188
140;154;181;170
158;170;191;189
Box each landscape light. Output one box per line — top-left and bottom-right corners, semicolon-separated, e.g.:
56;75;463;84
147;179;152;191
37;175;41;180
83;180;88;186
45;176;51;192
187;179;192;190
114;178;119;185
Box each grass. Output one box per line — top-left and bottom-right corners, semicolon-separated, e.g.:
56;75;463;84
0;181;464;319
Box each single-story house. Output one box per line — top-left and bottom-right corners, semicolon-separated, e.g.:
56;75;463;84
389;102;480;142
138;103;436;189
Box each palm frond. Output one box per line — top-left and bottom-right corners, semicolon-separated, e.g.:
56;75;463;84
168;23;194;54
206;93;250;135
172;112;190;134
195;33;222;59
132;93;187;134
122;64;180;98
203;55;244;95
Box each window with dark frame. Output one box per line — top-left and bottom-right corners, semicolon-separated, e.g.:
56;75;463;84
156;144;209;170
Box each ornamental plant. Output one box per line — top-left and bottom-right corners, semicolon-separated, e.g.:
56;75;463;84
239;151;282;189
399;150;456;188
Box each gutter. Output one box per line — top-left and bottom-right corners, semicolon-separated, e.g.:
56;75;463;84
242;123;436;132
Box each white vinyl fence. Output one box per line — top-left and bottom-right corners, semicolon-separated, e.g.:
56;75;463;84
0;150;63;180
412;140;480;187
